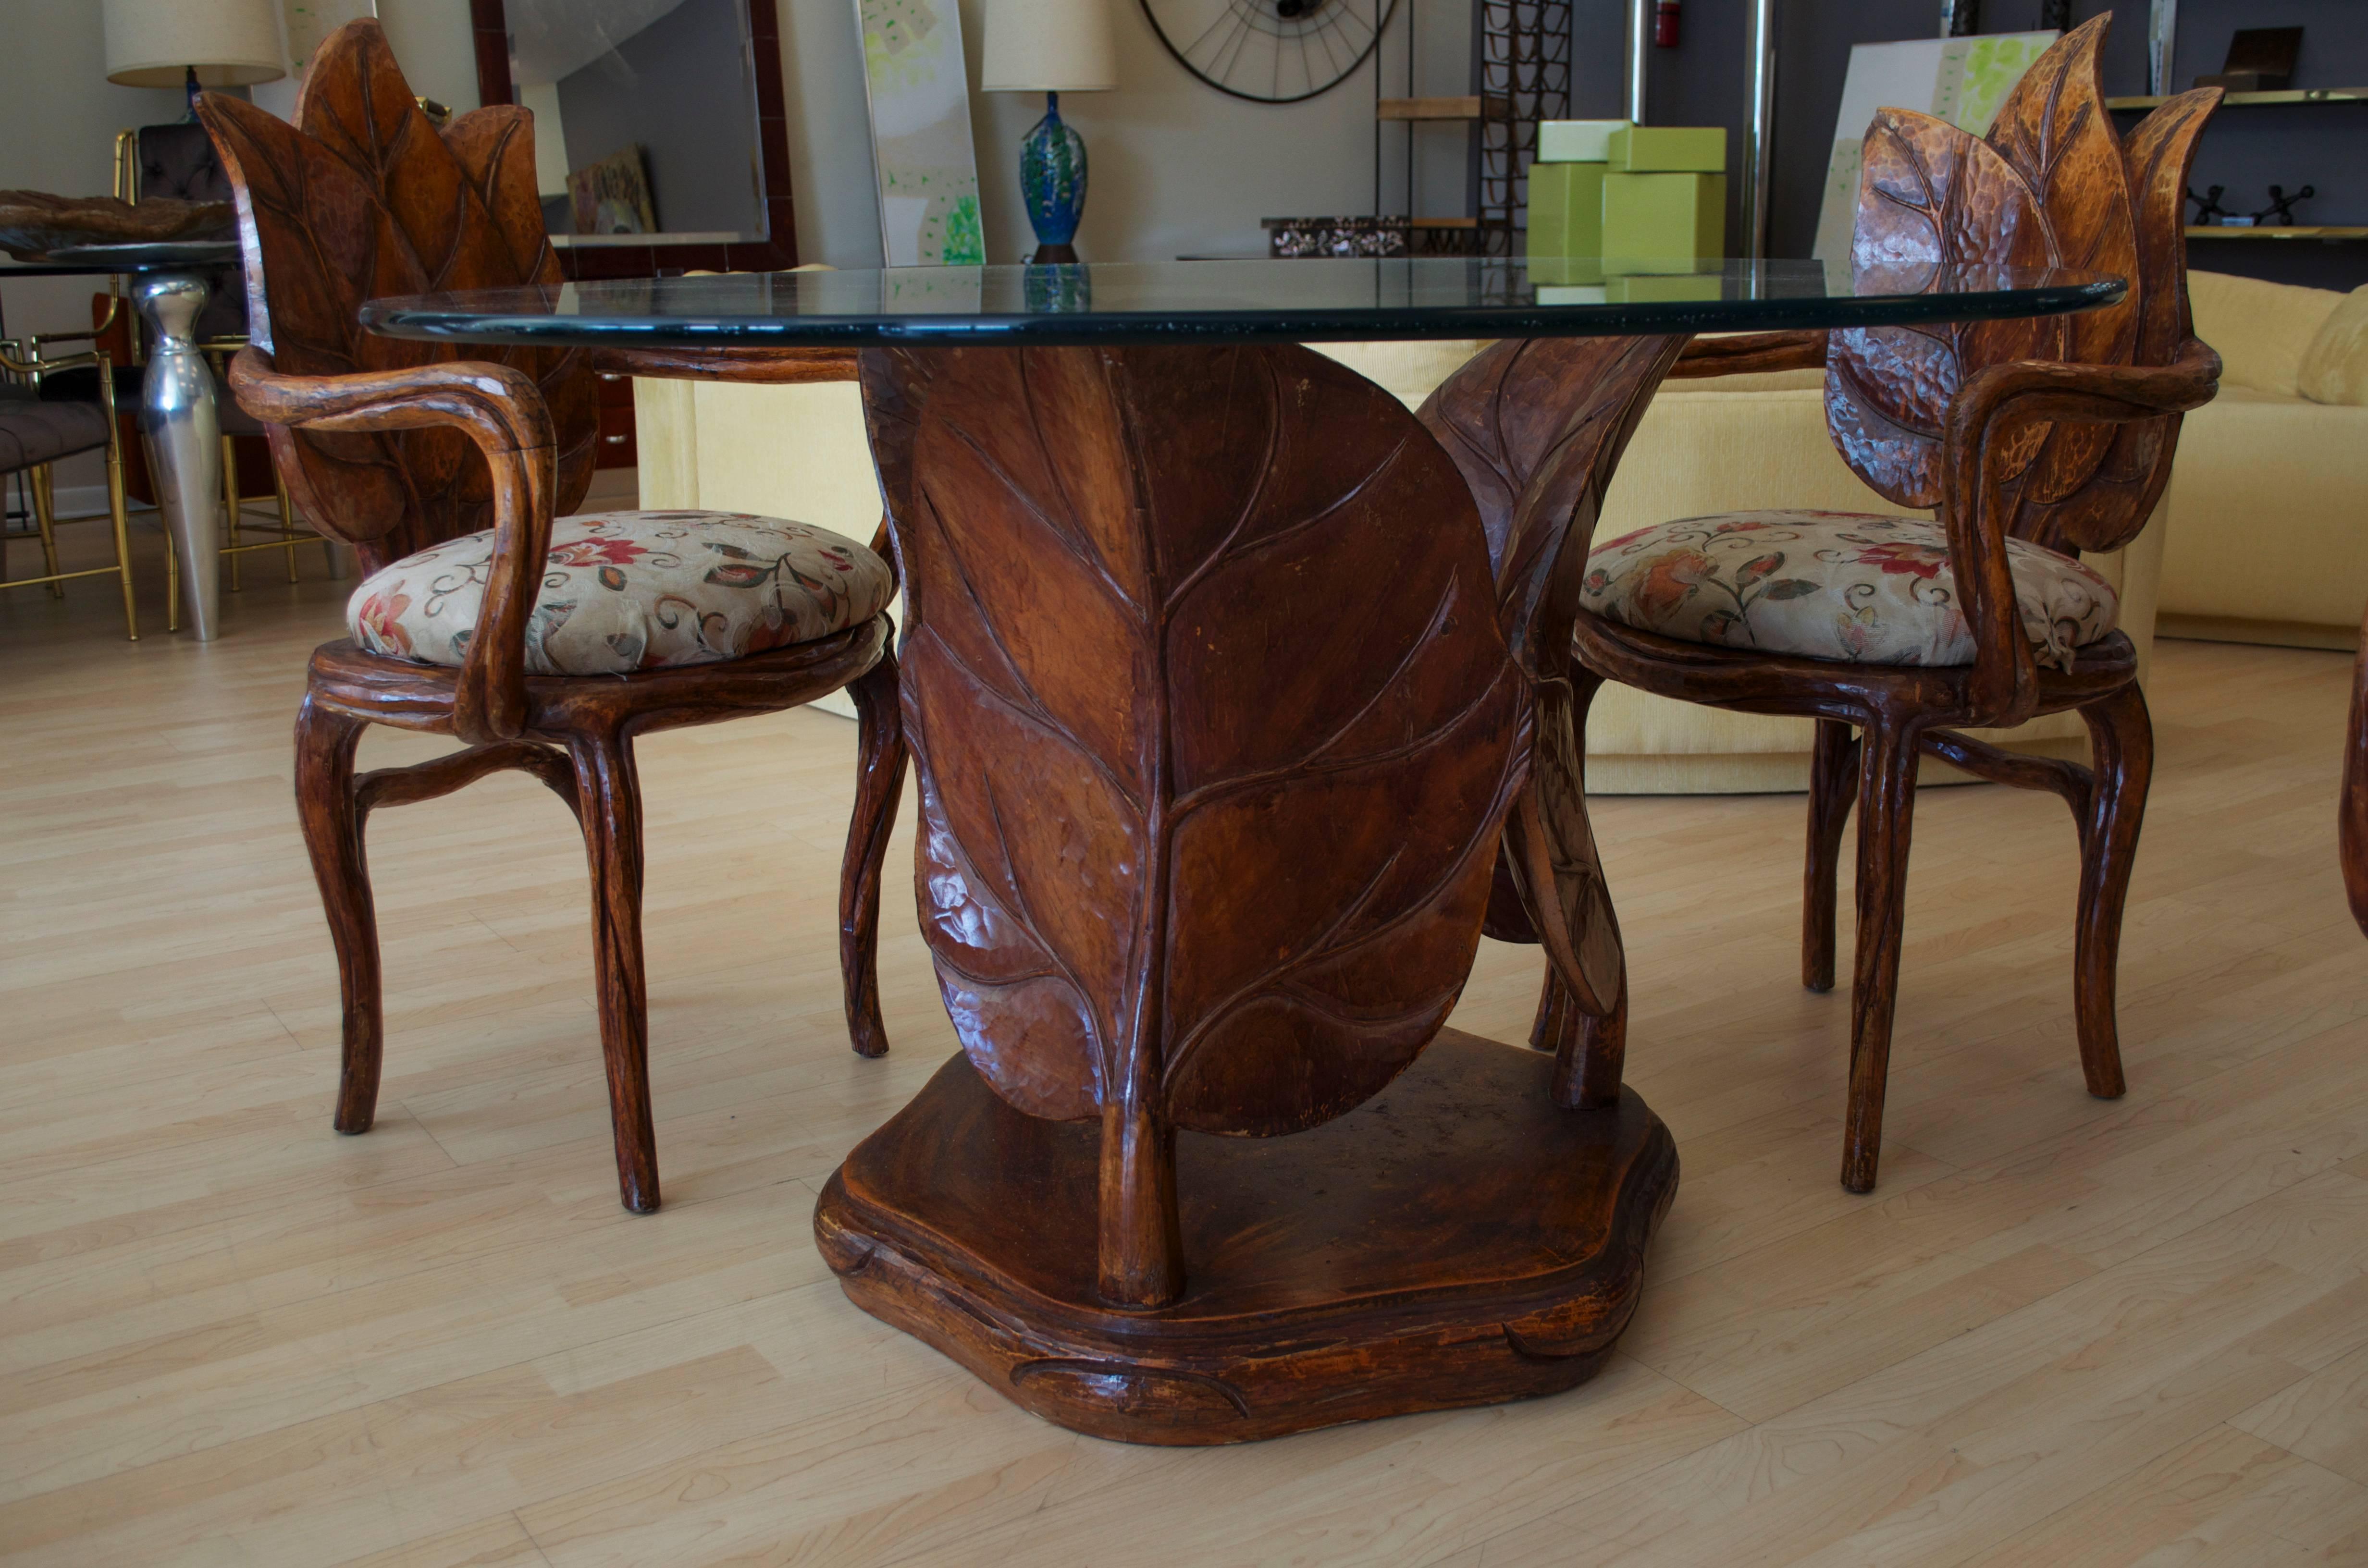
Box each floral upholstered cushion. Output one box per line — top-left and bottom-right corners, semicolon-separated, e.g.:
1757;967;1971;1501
1579;512;2117;671
347;510;894;675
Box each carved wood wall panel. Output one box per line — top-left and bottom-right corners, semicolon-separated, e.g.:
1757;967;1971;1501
200;20;596;573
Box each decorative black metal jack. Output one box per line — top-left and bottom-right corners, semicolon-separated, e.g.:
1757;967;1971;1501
2187;184;2233;225
2254;184;2316;226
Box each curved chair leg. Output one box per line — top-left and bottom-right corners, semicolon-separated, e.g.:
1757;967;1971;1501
2073;682;2151;1100
839;648;907;1059
1804;719;1859;992
1841;714;1924;1193
569;725;660;1214
294;695;382;1134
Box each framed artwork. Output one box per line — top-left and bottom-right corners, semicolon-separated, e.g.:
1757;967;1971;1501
1812;31;2056;261
568;146;659;235
855;0;987;266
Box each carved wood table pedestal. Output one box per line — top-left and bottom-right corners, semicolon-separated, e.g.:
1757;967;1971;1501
816;1035;1676;1444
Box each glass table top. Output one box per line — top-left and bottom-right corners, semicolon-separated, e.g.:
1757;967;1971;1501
0;241;241;277
360;258;2123;350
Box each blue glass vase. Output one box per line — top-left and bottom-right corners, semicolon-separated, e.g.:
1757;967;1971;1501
1019;91;1087;263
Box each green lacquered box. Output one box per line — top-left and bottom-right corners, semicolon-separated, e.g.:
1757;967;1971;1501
1606;124;1727;173
1602;172;1727;273
1606;273;1724;303
1537;119;1629;164
1528;254;1607;287
1525;160;1607;260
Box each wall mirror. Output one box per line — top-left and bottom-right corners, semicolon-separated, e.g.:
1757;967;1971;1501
465;0;798;276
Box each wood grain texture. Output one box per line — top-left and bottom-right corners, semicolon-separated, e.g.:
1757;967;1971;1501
198;20;907;1213
815;1030;1675;1445
1570;18;2221;1191
1415;334;1687;1105
867;343;1527;1308
3;531;2366;1561
199;20;597;575
2349;623;2368;936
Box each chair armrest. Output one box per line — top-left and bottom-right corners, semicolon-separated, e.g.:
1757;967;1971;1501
1667;330;1829;380
229;345;557;746
592;345;861;384
1942;337;2222;726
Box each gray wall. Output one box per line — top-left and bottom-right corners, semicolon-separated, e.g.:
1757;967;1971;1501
557;0;765;235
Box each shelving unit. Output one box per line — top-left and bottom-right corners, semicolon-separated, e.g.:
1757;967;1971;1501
2109;86;2368;110
2185;225;2368;240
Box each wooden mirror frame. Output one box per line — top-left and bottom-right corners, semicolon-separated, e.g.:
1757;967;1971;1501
467;0;799;278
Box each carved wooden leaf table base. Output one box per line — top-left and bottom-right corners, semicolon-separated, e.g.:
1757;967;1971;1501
362;259;2124;1446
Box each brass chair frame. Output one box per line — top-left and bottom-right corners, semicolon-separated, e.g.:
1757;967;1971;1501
0;343;139;637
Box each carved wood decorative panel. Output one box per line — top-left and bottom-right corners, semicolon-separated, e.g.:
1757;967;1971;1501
1825;16;2217;559
878;344;1526;1146
1416;334;1686;1014
199;20;596;573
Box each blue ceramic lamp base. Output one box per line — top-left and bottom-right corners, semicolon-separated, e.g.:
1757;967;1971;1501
1021;91;1087;264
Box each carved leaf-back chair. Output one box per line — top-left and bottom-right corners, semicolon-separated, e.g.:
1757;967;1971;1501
197;20;905;1213
1468;19;2220;1193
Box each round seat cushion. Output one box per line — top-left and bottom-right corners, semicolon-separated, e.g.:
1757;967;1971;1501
346;510;894;676
1578;511;2118;671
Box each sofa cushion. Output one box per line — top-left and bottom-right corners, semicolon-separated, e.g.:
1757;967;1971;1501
2300;284;2368;407
1580;511;2118;670
347;509;894;675
1307;341;1491;408
2188;270;2343;398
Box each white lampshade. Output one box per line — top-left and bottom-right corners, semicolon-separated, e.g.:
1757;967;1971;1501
103;0;287;89
980;0;1118;94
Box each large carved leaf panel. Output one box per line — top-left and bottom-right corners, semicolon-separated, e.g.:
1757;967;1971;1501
1826;107;2058;509
2049;87;2221;554
1416;333;1683;1003
199;20;593;569
1982;13;2140;487
893;344;1526;1137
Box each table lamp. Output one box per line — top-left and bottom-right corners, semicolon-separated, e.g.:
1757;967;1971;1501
981;0;1118;264
103;0;286;118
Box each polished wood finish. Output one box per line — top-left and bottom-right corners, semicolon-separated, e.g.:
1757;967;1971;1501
2349;609;2368;932
1417;333;1690;1106
467;0;801;278
817;340;1678;1444
197;21;904;1212
817;1030;1675;1445
1565;18;2224;1191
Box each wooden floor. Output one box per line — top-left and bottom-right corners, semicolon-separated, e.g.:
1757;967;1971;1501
4;502;2368;1566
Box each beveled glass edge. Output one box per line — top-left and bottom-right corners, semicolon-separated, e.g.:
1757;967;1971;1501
360;274;2127;350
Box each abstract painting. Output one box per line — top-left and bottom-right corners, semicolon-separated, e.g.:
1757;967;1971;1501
1813;31;2056;261
855;0;987;266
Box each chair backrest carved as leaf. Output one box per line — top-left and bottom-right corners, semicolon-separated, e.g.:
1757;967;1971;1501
199;19;596;574
867;344;1527;1137
1825;15;2217;555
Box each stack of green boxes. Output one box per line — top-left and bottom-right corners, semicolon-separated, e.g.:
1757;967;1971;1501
1526;120;1727;302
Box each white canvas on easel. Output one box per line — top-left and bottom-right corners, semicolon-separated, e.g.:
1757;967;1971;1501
854;0;987;266
1812;31;2057;262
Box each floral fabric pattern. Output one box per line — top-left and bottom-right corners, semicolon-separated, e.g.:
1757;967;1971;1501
346;510;894;675
1578;511;2118;671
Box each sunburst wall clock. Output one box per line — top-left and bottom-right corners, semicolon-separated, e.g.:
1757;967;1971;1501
1139;0;1398;103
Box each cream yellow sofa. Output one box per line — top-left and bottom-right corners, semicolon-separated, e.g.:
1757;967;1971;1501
2155;270;2368;651
639;293;2347;789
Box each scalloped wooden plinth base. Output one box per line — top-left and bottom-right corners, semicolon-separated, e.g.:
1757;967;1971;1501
812;1029;1678;1446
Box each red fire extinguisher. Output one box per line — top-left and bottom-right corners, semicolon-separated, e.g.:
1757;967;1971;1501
1654;0;1680;47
